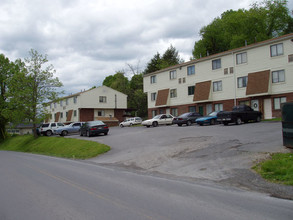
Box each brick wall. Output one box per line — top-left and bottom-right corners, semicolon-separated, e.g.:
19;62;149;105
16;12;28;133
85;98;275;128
80;109;94;122
114;109;125;122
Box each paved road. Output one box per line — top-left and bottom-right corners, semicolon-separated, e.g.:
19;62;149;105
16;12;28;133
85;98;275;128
1;151;293;220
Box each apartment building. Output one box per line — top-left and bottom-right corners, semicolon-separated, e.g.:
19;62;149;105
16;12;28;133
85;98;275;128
45;86;127;126
143;33;293;119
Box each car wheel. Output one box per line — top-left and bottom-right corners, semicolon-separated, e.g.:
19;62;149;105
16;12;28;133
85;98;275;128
104;132;108;135
199;123;203;126
178;124;182;126
46;130;52;136
223;122;228;126
130;123;133;126
86;130;91;137
61;130;68;136
120;124;124;128
80;131;83;136
236;118;242;125
186;121;192;126
210;119;215;125
256;116;261;122
146;125;150;128
152;121;158;127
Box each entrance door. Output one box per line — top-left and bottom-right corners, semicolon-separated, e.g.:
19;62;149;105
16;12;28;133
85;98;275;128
264;98;272;119
199;106;204;116
251;100;259;111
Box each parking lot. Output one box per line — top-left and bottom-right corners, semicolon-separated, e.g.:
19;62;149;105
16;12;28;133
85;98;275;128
70;121;293;198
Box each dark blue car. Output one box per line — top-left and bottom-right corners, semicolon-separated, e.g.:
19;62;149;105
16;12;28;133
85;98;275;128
195;111;223;126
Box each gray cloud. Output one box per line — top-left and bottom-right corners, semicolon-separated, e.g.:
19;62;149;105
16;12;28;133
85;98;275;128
0;0;261;95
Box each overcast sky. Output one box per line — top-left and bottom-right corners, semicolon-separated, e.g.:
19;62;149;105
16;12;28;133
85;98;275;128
1;0;292;95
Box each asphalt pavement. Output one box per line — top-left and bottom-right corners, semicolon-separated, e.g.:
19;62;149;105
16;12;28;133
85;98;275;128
73;121;293;199
1;151;293;220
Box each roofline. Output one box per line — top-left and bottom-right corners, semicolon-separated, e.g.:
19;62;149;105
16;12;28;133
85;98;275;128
144;33;293;77
46;85;127;104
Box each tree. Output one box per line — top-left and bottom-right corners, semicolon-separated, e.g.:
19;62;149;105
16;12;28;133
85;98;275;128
192;0;293;59
144;45;183;74
161;45;184;69
0;54;15;140
102;71;129;95
8;49;63;138
144;52;162;75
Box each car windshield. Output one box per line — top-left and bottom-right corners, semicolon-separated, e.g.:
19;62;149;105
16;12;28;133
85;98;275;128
87;121;105;126
179;113;190;117
153;115;161;119
208;112;217;116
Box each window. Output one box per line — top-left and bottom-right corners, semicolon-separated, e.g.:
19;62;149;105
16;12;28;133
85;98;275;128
151;92;156;101
66;98;69;105
50;103;52;109
54;103;57;108
99;96;107;103
215;103;223;111
270;43;283;57
74;110;77;117
239;100;250;106
272;70;285;83
189;106;196;112
182;77;186;83
60;112;63;118
60;100;63;107
213;81;222;92
178;78;181;84
171;108;178;116
152;110;157;118
188;86;195;95
73;96;77;104
212;59;221;70
236;52;247;64
170;89;177;98
66;111;68;118
224;68;228;75
98;110;105;116
237;76;248;88
150;75;156;84
274;97;286;110
187;65;195;75
169;70;177;80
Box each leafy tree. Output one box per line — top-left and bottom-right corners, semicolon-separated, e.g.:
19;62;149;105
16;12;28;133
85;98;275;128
0;54;15;140
7;49;63;138
192;0;293;59
128;74;147;117
103;71;129;95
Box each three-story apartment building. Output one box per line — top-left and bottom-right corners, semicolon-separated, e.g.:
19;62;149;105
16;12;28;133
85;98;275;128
143;33;293;119
45;86;127;126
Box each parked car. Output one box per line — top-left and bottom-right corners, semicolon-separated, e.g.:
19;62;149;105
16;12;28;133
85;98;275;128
55;122;84;136
119;117;142;127
142;114;174;127
80;121;109;137
173;112;202;126
217;105;262;125
196;111;223;126
39;122;65;136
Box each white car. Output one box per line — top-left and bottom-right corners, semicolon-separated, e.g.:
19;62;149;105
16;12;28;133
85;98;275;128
142;114;174;127
119;117;142;127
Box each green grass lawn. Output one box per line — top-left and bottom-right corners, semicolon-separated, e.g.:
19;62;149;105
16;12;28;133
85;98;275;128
0;135;110;159
253;153;293;185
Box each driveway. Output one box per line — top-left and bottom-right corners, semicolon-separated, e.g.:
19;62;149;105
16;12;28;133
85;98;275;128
71;122;293;199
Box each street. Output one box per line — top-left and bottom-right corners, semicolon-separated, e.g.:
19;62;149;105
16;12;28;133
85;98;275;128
0;151;293;220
